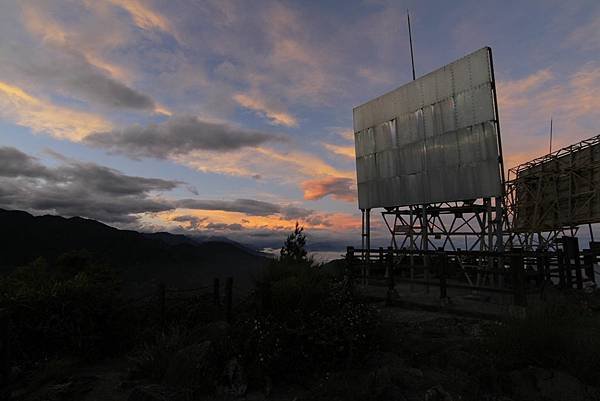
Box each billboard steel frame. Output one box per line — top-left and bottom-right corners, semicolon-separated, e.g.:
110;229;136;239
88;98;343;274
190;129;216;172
358;47;506;265
506;134;600;250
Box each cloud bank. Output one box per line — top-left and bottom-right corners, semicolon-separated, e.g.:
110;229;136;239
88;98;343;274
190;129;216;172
84;115;285;158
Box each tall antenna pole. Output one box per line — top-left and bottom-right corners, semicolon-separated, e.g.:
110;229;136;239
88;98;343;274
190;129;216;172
549;117;553;153
407;9;416;81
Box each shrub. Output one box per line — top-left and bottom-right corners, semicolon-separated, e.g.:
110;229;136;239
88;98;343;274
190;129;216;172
0;253;131;364
235;259;377;383
130;325;192;381
487;291;600;384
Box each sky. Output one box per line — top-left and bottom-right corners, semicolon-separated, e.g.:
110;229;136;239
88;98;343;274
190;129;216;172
0;0;599;250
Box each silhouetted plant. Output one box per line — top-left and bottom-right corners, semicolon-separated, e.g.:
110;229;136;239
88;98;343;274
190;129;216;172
237;242;377;383
487;291;600;385
280;222;307;264
0;253;129;363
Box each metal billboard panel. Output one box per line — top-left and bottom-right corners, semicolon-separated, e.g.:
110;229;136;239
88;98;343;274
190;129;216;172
353;47;503;209
510;135;600;232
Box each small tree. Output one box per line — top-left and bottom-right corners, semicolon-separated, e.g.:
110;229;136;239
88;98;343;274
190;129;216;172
280;222;307;264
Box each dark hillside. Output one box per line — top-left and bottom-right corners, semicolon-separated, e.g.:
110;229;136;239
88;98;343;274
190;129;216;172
0;209;267;288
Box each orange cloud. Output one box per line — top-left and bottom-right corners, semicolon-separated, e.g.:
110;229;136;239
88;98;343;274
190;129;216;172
323;143;355;159
154;208;360;233
21;4;67;44
106;0;174;36
233;93;298;127
497;63;600;171
0;81;112;140
21;2;132;83
301;176;356;202
173;145;354;186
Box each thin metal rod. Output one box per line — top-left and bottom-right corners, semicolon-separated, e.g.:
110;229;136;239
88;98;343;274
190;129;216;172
407;9;416;81
549;118;553;153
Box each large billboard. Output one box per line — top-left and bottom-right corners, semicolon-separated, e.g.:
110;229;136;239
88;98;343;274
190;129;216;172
511;135;600;232
353;47;503;209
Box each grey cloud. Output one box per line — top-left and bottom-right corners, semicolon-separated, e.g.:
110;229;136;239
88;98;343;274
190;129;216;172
280;205;313;220
171;215;207;230
0;147;53;179
2;41;155;110
205;222;244;231
0;146;176;223
175;198;282;216
53;162;180;196
84;115;284;158
0;146;318;227
174;198;314;220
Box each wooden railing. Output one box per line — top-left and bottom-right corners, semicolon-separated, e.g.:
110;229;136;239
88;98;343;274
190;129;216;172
345;245;598;306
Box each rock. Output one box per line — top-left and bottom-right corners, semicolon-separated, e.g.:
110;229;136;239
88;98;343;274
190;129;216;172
509;367;600;401
164;341;217;392
223;357;247;397
128;384;169;401
424;385;453;401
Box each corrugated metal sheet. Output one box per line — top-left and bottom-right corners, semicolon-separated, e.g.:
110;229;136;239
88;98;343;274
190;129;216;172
352;47;502;209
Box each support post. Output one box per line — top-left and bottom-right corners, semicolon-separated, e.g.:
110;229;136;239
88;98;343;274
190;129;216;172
564;237;582;289
379;247;385;277
557;249;566;288
438;247;447;302
510;249;527;307
365;208;371;285
422;205;430;294
386;247;395;305
361;209;365;284
536;253;545;287
583;251;595;284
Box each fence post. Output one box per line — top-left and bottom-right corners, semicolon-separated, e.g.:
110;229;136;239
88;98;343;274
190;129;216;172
534;253;542;286
158;282;166;330
583;251;596;284
225;277;233;322
510;249;527;307
557;249;566;288
561;237;582;289
213;278;220;306
345;246;355;290
386;247;395;305
438;247;447;302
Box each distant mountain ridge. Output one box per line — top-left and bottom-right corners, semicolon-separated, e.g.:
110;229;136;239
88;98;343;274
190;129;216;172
0;209;268;288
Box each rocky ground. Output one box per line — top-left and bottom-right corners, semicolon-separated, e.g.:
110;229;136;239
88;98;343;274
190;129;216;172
9;303;600;401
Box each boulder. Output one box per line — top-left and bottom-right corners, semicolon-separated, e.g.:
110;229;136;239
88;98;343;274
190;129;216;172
223;357;247;397
164;341;217;392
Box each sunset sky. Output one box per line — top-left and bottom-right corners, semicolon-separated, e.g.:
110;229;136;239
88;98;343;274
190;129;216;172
0;0;599;249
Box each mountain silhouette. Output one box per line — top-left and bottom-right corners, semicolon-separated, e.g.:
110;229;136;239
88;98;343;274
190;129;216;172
0;208;268;288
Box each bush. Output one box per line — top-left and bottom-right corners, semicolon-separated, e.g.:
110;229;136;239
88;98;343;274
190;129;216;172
0;252;131;364
235;259;377;383
487;291;600;384
130;325;192;381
